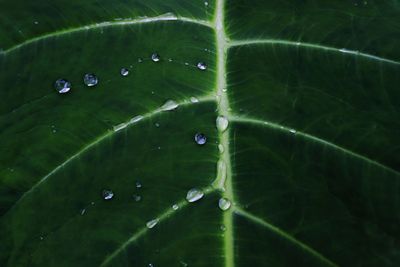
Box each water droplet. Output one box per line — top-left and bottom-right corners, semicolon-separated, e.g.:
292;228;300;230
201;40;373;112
54;79;71;94
197;62;207;71
146;218;159;229
151;53;160;62
136;181;142;188
180;261;188;267
218;197;231;211
40;236;44;240
172;204;179;210
83;73;98;87
289;129;297;134
194;133;207;145
133;194;142;202
80;208;86;215
155;122;160;127
220;225;226;232
160;100;178;111
168;58;173;62
186;188;204;203
184;62;189;66
148;264;154;267
130;115;143;123
205;1;209;7
113;123;126;132
190;97;199;103
216;116;229;132
218;144;224;154
120;68;129;76
138;58;143;63
102;190;114;200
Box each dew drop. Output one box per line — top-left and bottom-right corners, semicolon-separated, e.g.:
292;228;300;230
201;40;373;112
146;218;159;229
83;73;98;87
190;97;199;103
218;197;231;211
218;144;224;154
120;68;129;76
216;116;229;132
160;100;179;111
133;194;142;202
186;188;204;203
54;79;71;94
194;133;207;145
172;204;179;210
102;189;114;200
151;53;160;62
197;62;207;71
136;181;142;188
130;115;143;123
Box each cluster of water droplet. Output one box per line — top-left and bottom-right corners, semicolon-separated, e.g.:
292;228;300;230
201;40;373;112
54;53;207;94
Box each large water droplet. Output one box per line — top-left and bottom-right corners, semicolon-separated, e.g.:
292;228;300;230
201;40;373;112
151;53;160;62
83;73;98;87
216;116;229;132
197;62;207;71
102;189;114;200
172;204;179;210
194;133;207;145
54;79;71;94
218;197;231;211
120;68;129;76
146;218;159;229
160;100;178;111
186;188;204;203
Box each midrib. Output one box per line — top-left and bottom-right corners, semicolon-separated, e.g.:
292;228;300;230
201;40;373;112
214;1;235;267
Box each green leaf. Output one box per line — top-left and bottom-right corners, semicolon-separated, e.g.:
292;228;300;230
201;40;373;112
1;0;400;266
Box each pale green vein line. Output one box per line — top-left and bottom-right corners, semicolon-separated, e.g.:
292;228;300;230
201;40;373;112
228;39;400;66
1;96;215;218
2;13;213;55
214;1;235;267
231;115;400;176
234;207;338;267
100;186;216;267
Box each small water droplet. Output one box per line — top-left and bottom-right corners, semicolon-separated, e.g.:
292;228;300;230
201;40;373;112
168;58;173;62
81;208;86;215
136;181;142;188
197;62;207;71
40;236;44;240
113;123;126;132
190;97;199;103
180;261;188;267
34;21;39;25
120;68;129;76
218;197;231;211
146;218;159;229
130;115;143;123
186;188;204;203
138;58;143;63
172;204;179;210
83;73;98;87
155;122;160;127
184;62;189;66
148;264;154;267
220;225;226;231
133;194;142;202
204;1;209;7
216;116;229;132
289;129;297;134
102;189;114;200
160;100;179;111
151;53;160;62
54;79;71;94
218;144;224;154
194;133;207;145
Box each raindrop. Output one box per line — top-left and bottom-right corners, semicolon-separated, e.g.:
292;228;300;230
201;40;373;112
102;190;114;200
216;116;229;132
130;115;143;123
172;204;179;210
83;73;98;87
218;197;231;211
218;144;224;154
54;79;71;94
151;53;160;62
194;133;207;145
197;62;207;71
190;97;199;103
146;218;159;229
120;68;129;76
186;188;204;203
133;194;142;202
136;181;142;188
160;100;179;111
